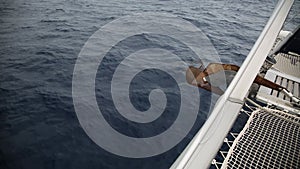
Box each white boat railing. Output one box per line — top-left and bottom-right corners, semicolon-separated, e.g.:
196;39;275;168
170;0;294;168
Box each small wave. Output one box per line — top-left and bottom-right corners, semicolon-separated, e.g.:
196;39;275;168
35;51;55;57
37;33;61;40
54;28;70;32
0;7;16;11
100;16;116;21
21;26;33;29
55;8;65;12
40;19;67;23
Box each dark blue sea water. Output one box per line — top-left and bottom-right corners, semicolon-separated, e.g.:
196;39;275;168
0;0;299;169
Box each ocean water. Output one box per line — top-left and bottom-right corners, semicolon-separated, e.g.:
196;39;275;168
0;0;299;169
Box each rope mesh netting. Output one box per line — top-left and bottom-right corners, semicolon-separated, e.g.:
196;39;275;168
222;109;300;169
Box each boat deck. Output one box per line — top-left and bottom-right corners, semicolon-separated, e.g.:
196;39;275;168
211;28;300;169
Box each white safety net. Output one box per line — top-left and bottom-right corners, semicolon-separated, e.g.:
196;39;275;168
221;109;300;169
